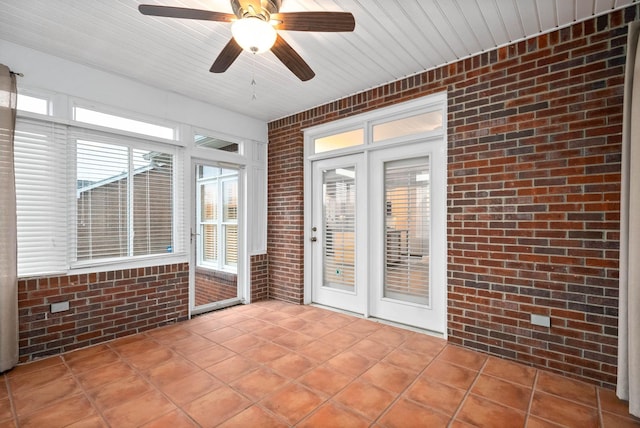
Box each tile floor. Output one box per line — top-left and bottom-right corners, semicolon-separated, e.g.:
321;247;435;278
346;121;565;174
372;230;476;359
1;300;639;427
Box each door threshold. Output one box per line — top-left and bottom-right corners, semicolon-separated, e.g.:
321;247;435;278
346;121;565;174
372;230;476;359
309;302;445;339
191;298;243;317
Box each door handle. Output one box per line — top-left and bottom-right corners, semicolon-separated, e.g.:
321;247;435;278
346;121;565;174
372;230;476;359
310;237;317;242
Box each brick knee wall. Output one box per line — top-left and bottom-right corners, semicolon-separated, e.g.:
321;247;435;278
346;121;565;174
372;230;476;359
251;253;269;302
194;268;237;306
17;263;189;362
267;6;639;388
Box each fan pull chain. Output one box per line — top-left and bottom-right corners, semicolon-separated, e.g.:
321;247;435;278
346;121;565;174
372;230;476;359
251;53;257;101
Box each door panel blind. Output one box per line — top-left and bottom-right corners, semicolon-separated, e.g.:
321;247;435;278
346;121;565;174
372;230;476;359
322;168;356;291
384;158;430;305
14;118;68;276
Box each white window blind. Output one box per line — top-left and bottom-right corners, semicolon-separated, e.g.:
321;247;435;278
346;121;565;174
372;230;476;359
384;158;431;305
14;118;69;276
74;136;175;262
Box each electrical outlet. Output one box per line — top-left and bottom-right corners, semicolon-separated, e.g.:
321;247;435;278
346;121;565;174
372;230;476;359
51;301;70;313
530;314;551;328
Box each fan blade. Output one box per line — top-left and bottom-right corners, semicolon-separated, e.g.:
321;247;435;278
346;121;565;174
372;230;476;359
138;5;235;22
210;38;243;73
271;12;355;32
271;34;315;81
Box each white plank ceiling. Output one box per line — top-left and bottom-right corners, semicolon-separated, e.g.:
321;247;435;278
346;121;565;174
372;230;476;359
0;0;637;122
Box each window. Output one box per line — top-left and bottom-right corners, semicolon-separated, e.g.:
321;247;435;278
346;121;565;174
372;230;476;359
197;166;238;272
75;139;174;261
314;128;363;154
74;106;175;140
195;134;240;153
17;94;50;115
14;117;180;276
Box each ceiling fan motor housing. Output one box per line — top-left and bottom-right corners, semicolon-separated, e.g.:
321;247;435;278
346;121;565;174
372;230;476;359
231;0;281;21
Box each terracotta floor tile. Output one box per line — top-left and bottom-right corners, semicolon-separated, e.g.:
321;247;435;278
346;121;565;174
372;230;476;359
65;349;120;373
599;387;636;417
218;405;289;428
271;331;314;350
326;350;376;378
18;395;96;428
320;330;361;349
0;398;13;422
471;374;533;411
0;379;7;401
525;416;565;427
360;362;414;394
234;317;268;332
102;390;176;427
205;354;259;383
343;318;383;336
529;391;599;427
182;386;252;428
87;375;154;411
334;378;395;420
123;346;176;370
8;362;71;394
601;411;640;428
298;365;353;396
256;325;289;340
0;419;16;428
404;376;466;416
256;311;291;323
13;377;82;417
65;415;109;428
110;337;164;358
221;333;266;353
350;339;395;361
319;313;356;329
230;367;289;401
148;325;194;344
367;327;410;347
400;333;447;357
242;342;289;364
76;360;137;390
170;334;216;355
275;316;308;331
267;352;315;379
296;307;333;322
482;356;537;387
383;348;432;373
299;402;370;428
183;343;235;369
183;317;226;335
297;339;344;362
158;371;222;406
142;409;198;427
423;359;479;390
62;344;111;363
297;322;336;338
379;398;451;428
456;394;526;428
143;358;201;387
261;383;324;425
6;356;63;379
437;344;488;371
536;371;597;407
203;326;244;343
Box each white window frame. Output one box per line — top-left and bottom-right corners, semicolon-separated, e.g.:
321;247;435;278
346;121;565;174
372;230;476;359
196;168;239;273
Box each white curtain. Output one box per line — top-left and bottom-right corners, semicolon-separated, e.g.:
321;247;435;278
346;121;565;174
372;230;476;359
0;64;18;373
618;21;640;418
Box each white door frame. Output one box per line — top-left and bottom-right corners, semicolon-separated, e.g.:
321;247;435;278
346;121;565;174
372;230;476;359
303;92;447;334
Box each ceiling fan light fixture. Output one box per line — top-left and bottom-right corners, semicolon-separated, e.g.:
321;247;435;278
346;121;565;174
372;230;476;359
231;17;277;54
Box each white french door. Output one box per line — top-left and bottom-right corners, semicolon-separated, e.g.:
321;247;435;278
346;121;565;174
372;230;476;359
309;140;446;334
310;154;367;314
369;140;446;333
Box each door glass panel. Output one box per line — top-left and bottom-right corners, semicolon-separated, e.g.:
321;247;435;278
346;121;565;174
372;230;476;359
384;157;430;305
323;167;356;291
373;111;442;143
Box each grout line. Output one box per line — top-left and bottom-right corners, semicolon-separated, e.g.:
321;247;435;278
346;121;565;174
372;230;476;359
447;351;488;426
524;369;540;427
3;374;19;428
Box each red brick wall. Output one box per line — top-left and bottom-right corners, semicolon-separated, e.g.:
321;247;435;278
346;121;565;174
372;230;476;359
194;268;237;306
251;253;269;301
267;6;639;388
17;263;189;362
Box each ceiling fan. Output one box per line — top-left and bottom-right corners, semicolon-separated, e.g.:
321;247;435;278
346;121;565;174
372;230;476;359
138;0;356;81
